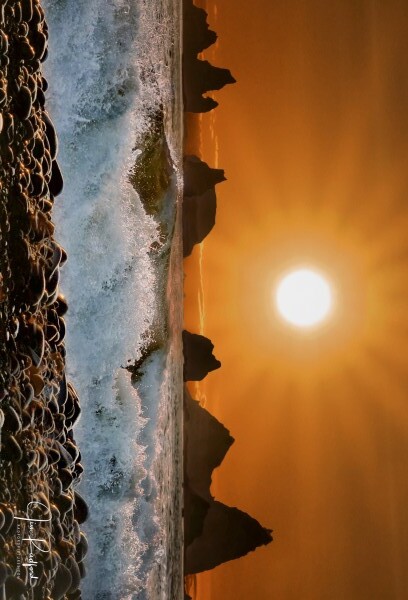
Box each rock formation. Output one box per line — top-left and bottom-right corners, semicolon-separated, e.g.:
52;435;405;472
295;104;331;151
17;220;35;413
183;0;217;55
185;500;273;575
184;155;225;197
183;0;236;113
184;388;233;501
183;330;221;381
183;59;236;113
184;389;272;574
183;187;216;257
183;156;226;257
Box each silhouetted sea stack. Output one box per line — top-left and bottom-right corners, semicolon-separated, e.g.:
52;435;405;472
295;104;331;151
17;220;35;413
183;156;226;256
183;59;236;113
0;0;87;596
183;0;236;113
185;501;273;575
184;155;226;197
183;0;217;55
184;389;272;574
184;389;234;500
183;330;221;381
183;187;216;257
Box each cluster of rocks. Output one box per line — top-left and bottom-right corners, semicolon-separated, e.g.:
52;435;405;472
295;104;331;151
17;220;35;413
0;1;88;598
183;0;236;113
182;3;272;596
183;336;272;581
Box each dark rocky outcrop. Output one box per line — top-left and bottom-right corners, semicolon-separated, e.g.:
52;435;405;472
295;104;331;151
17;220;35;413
183;0;217;55
185;500;273;575
183;0;236;113
184;389;272;574
183;59;236;113
183;157;226;256
184;155;225;197
184;389;233;501
184;488;210;548
183;187;216;257
183;330;221;381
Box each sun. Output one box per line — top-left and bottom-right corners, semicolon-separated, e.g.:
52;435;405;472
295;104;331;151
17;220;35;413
275;268;333;328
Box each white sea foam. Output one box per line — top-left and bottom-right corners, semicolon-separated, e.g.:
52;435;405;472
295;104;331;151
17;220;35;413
43;0;183;597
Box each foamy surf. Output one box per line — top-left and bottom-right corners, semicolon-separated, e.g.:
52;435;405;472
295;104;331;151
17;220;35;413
43;0;183;597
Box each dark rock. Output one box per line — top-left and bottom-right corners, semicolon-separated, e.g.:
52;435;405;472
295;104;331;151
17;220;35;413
1;434;23;463
183;330;221;381
1;505;14;535
66;556;81;593
56;294;68;316
4;575;27;596
183;0;217;54
184;155;225;197
184;389;233;500
75;533;88;563
185;500;272;574
14;85;32;120
51;564;72;600
0;561;7;585
184;58;235;113
3;405;22;434
183;187;216;257
43;112;58;159
184;388;273;574
184;487;210;547
73;492;88;525
49;160;63;197
21;0;33;23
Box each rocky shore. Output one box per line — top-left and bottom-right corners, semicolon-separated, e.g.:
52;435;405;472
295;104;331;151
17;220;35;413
0;1;87;598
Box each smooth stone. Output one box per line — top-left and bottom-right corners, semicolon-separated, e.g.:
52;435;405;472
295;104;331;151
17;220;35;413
22;383;34;408
3;406;22;434
4;575;27;596
56;294;68;317
56;492;74;516
30;373;44;395
18;39;35;62
51;564;72;600
75;533;88;563
66;557;81;594
43;112;58;159
1;435;23;463
14;86;32;120
73;492;89;525
49;160;63;197
31;30;47;61
21;0;33;22
59;468;73;492
0;561;7;585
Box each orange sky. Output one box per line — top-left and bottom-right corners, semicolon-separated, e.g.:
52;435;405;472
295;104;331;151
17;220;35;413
184;1;408;598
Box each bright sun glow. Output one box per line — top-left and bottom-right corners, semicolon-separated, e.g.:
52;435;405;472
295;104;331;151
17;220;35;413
276;268;333;328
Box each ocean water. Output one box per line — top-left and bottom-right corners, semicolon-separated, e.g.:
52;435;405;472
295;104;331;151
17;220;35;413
42;0;183;598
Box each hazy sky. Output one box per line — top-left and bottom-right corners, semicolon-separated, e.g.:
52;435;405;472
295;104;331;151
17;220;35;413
184;1;408;598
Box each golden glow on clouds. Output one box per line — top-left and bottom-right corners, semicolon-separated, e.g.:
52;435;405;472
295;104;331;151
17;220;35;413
275;268;333;328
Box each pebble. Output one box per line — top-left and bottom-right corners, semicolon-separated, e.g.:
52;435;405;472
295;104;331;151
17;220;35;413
51;564;72;600
0;9;87;598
